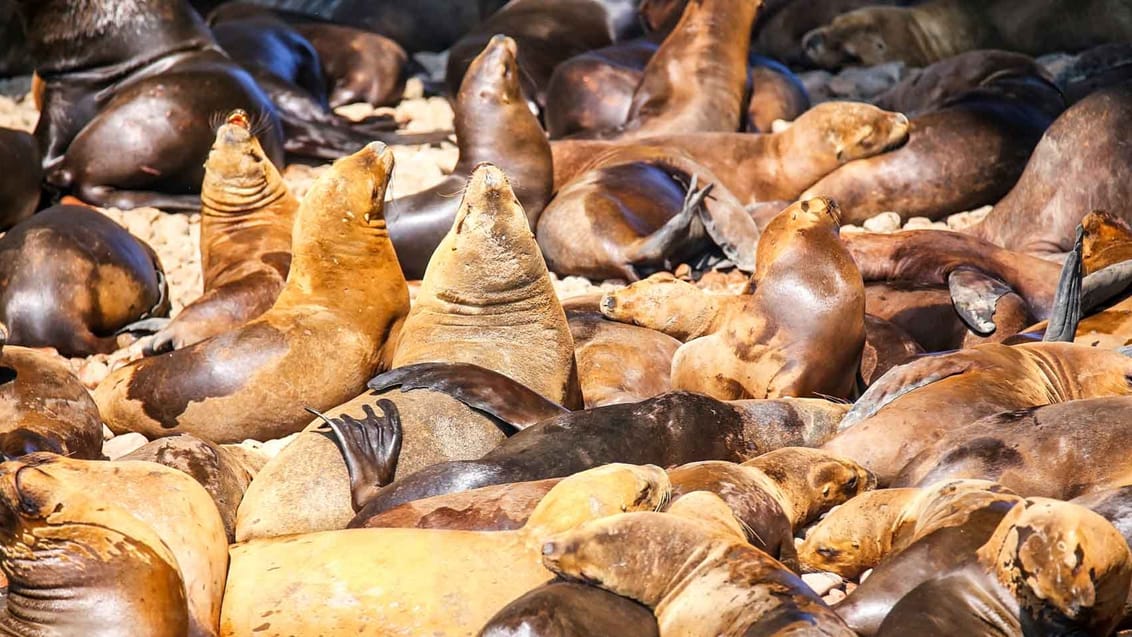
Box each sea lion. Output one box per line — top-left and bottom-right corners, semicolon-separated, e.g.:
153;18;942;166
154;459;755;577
18;0;285;211
544;38;659;139
823;342;1132;485
352;391;849;520
220;464;671;636
0;204;168;357
0;330;104;460
392;163;580;407
1056;42;1132;104
387;36;551;280
802;0;1132;70
745;55;811;132
292;21;407;108
0;0;31;77
893;396;1132;497
479;580;660;637
860;314;924;384
0;127;41;230
358;477;563;531
600;197;865;401
93;142;409;443
972;82;1132;254
542;492;856;636
750;0;906;66
0;453;228;636
140;109;297;355
120;433;258;542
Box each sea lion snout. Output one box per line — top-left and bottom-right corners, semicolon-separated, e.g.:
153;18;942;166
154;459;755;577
599;295;616;314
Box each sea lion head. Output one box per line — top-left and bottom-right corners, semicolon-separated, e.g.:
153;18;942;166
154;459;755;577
201;109;278;197
794;101;910;165
754;197;845;278
980;498;1132;635
293;141;395;247
599;273;706;330
525;463;671;537
457;35;522;114
746;447;876;527
802;7;922;69
797;487;921;577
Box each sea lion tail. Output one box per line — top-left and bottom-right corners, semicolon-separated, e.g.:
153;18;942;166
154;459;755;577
1043;225;1083;342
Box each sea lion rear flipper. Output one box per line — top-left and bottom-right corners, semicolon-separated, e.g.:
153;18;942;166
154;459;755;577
948;268;1012;336
307;400;402;511
72;185;202;213
367;362;569;434
1044;225;1083;342
841;355;976;430
623;175;712;270
695;178;760;273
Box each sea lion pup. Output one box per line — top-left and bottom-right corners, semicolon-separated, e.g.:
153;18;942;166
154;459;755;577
387;36;552;280
93;142;409;444
971;82;1132;255
551;101;911;202
823;342;1132;485
0;327;103;460
0;127;41;230
350;391;849;521
121;434;259;542
479;580;660;637
877;498;1132;637
392;163;580;407
537;148;759;280
600;197;865;401
221;464;671;636
802;0;1132;70
542;492;856;637
0;205;169;357
138;110;297;355
0;453;228;637
892;396;1132;497
16;0;284;211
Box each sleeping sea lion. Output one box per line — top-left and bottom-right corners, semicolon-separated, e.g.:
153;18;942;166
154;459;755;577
0;127;41;230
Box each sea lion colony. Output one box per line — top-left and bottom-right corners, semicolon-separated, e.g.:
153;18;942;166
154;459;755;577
3;0;1132;634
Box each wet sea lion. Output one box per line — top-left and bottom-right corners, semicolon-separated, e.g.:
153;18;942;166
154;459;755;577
542;492;856;636
0;330;104;460
0;453;228;636
479;580;660;637
353;391;849;519
0;205;168;357
600;198;864;401
0;127;41;230
387;36;551;280
823;342;1132;485
141;110;297;355
292;22;407;108
94;142;409;443
18;0;285;211
221;464;671;636
972;82;1132;254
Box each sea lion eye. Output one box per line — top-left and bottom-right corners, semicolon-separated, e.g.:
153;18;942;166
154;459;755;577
845;475;858;491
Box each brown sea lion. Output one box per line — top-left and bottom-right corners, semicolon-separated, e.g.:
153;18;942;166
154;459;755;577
139;109;297;355
221;464;671;636
751;0;906;66
392;163;580;407
0;331;103;460
823;342;1132;485
745;55;812;132
359;477;563;531
542;493;856;636
860;314;924;384
0;453;228;636
0;204;168;357
600;197;864;401
293;22;407;108
0;127;41;230
93;142;409;443
120;433;258;542
802;0;1132;70
544;38;659;139
972;82;1132;254
479;580;660;637
17;0;285;211
387;35;552;280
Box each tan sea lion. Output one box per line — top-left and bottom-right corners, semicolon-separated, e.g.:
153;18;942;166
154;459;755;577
392;163;581;407
139;109;297;355
542;492;856;636
93;141;409;443
0;453;227;636
221;463;671;636
600;197;864;401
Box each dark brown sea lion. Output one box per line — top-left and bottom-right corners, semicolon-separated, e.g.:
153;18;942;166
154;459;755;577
1056;42;1132;104
802;0;1132;70
860;313;923;384
0;127;41;230
17;0;286;211
745;54;811;132
351;391;849;521
479;581;660;637
751;0;906;66
0;453;228;636
544;38;659;139
141;110;296;355
387;36;551;280
600;198;864;401
0;330;103;460
823;342;1132;485
0;0;31;77
972;82;1132;254
293;22;407;108
93;142;409;443
0;205;168;357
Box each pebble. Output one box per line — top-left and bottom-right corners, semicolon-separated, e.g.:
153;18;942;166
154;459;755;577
102;432;149;460
863;212;902;233
903;216;947;230
823;588;847;605
859;568;874;584
802;571;844;597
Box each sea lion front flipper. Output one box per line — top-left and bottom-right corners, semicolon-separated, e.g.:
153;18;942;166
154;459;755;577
367;362;569;434
623;175;712;272
841;355;976;431
308;400;402;511
948;268;1013;336
1081;260;1132;314
1044;225;1083;342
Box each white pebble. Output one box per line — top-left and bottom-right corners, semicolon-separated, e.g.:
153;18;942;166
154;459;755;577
102;432;149;460
863;212;901;233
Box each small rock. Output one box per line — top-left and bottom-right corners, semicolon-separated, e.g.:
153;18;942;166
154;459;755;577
903;216;937;230
841;224;865;234
77;358;110;389
102;424;115;440
859;568;874;584
257;431;302;458
770;118;792;133
802;571;844;597
823;588;847;605
863;212;902;233
103;432;149;460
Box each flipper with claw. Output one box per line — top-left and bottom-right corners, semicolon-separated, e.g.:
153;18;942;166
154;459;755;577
623;174;714;271
948;268;1014;336
1044;225;1083;342
308;399;402;512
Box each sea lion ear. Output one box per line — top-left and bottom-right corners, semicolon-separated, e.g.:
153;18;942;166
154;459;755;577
1044;225;1083;342
948;267;1014;336
308;400;402;512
